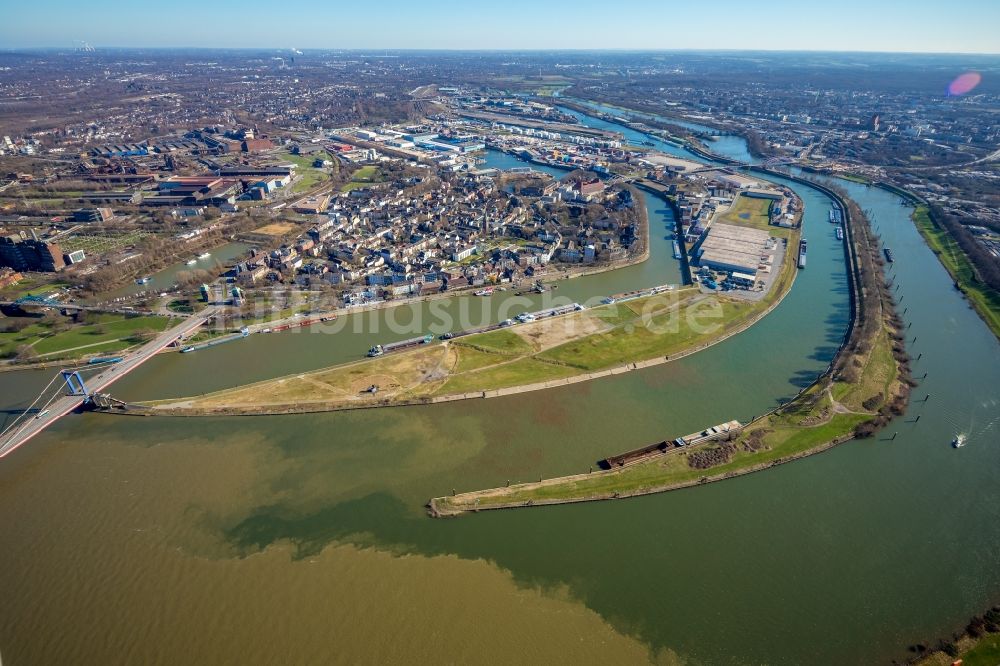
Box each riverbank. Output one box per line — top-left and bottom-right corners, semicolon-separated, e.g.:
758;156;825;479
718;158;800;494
428;177;910;517
911;205;1000;340
911;604;1000;665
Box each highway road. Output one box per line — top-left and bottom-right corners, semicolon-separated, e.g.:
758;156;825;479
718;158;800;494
0;307;217;459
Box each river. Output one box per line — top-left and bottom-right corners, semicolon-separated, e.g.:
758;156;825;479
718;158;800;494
0;106;997;665
97;240;253;302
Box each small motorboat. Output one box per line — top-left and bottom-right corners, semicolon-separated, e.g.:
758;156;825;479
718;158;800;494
952;433;967;448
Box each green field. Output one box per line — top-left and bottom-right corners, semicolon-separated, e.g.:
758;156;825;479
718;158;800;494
717;194;774;231
1;313;170;360
457;328;535;355
340;165;384;192
913;205;1000;339
437;357;578;394
284;152;331;193
537;298;747;371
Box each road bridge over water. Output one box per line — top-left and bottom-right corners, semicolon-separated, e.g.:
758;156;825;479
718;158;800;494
0;308;217;459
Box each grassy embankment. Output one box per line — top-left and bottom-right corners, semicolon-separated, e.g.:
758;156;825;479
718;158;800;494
912;205;1000;339
0;313;170;361
142;282;785;413
142;199;798;414
428;186;910;517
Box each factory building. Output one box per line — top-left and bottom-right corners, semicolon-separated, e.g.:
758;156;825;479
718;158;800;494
0;232;66;272
73;207;114;223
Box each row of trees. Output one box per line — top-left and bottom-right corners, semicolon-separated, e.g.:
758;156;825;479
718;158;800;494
928;204;1000;293
830;191;914;439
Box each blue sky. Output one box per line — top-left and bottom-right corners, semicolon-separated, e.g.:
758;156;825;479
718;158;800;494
2;0;999;53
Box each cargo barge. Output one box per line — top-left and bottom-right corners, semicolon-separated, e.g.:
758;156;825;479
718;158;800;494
599;420;743;469
87;356;123;365
835;227;844;241
883;247;895;263
798;238;808;269
672;240;682;259
368;334;434;358
266;317;326;333
180;327;250;353
602;283;676;305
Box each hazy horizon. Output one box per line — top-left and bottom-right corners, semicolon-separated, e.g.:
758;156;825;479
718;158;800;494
2;47;1000;57
3;0;999;54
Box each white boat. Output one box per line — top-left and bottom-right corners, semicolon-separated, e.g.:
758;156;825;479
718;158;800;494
474;287;494;296
198;252;211;259
952;433;967;448
186;259;197;265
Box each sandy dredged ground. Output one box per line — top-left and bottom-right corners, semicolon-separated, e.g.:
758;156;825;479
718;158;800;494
509;309;611;351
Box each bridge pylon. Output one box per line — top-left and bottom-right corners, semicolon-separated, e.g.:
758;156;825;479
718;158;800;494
60;370;89;397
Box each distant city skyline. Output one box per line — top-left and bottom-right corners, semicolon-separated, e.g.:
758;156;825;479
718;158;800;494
2;0;1000;54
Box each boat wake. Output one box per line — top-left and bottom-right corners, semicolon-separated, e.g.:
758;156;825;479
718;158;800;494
943;400;999;448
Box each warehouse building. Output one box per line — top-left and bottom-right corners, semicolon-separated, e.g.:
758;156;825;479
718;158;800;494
696;223;772;276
